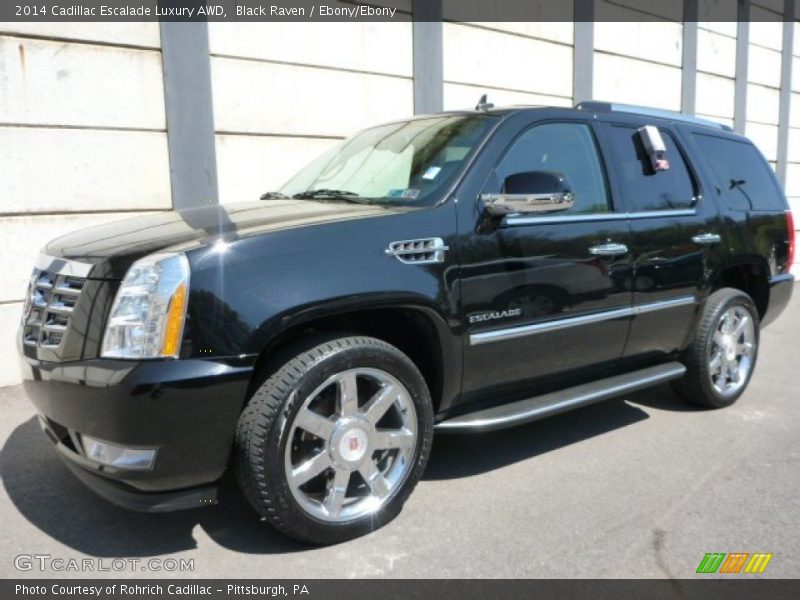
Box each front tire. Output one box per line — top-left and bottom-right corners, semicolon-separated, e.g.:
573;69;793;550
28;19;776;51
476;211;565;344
673;288;760;408
235;336;433;544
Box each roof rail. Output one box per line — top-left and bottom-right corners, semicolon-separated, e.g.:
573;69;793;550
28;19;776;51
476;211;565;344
575;101;733;131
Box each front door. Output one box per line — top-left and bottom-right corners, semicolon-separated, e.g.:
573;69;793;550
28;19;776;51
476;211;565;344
460;120;634;402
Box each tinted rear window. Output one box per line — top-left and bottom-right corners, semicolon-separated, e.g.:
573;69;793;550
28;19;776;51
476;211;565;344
693;134;784;211
606;125;697;212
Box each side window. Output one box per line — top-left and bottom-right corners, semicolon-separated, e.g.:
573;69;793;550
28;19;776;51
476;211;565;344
692;134;783;211
606;125;697;211
496;122;610;214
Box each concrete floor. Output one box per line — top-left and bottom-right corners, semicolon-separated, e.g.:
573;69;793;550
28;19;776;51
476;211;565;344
1;292;798;579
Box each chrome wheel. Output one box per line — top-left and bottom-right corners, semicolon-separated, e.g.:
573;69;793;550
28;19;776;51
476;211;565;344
284;368;418;523
708;306;756;397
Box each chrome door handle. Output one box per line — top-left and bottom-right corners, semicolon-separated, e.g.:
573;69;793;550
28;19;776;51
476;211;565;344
692;233;721;246
588;243;629;257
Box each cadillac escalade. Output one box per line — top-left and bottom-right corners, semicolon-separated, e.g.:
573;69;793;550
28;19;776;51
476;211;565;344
19;101;795;544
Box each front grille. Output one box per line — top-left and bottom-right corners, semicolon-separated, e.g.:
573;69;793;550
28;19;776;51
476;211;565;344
22;268;87;349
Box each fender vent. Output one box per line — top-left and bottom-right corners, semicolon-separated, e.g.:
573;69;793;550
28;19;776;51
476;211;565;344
386;238;449;264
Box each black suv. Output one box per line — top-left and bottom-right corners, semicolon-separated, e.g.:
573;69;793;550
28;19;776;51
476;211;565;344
19;102;794;544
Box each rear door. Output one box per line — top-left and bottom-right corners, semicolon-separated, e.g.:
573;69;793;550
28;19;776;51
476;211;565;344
597;120;720;357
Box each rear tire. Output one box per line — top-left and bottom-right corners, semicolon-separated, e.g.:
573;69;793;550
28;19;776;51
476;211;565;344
672;288;760;408
235;335;433;545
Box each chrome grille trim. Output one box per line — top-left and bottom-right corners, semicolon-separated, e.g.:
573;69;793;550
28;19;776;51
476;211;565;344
53;284;84;295
22;255;90;350
45;303;74;314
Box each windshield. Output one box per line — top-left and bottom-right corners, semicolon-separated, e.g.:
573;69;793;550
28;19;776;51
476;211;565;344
279;115;498;205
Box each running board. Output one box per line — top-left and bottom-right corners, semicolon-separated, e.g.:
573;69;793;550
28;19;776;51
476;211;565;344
435;362;686;433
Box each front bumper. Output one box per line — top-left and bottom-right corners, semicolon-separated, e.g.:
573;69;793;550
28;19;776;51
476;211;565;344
20;354;254;509
41;416;218;512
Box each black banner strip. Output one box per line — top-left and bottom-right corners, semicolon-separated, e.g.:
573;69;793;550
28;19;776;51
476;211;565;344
0;0;790;23
4;579;800;600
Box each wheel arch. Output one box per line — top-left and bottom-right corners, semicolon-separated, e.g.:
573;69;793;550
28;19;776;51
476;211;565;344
711;257;770;320
245;298;460;415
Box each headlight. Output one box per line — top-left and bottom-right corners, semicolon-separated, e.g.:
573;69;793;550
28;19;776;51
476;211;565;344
101;252;190;359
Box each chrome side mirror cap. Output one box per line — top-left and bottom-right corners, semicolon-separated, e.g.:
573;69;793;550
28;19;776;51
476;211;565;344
481;171;576;217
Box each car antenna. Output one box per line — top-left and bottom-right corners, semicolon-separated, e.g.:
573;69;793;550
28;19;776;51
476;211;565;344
475;94;494;112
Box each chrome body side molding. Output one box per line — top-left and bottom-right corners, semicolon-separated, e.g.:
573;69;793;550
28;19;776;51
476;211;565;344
470;295;696;346
435;362;687;433
505;209;696;227
631;296;696;315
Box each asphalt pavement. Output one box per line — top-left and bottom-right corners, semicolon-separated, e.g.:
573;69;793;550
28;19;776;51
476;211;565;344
1;291;798;579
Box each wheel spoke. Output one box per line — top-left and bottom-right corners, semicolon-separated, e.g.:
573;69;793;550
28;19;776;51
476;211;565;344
337;372;359;418
374;428;415;450
323;469;350;518
359;460;391;499
294;409;335;441
721;310;734;333
712;330;725;347
717;362;729;386
362;383;398;425
732;315;751;339
290;451;332;487
729;360;741;383
737;341;755;356
709;351;722;373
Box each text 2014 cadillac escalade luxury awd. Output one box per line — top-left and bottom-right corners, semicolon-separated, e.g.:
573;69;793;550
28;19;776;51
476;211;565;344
18;102;794;544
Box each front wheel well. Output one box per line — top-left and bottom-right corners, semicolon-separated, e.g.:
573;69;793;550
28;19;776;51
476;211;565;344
715;263;769;319
247;308;446;413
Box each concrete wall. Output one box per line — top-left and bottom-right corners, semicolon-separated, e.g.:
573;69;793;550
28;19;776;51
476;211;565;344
442;22;574;108
696;21;737;127
746;3;784;166
594;20;684;110
1;13;799;388
788;21;800;216
208;22;414;203
0;24;171;387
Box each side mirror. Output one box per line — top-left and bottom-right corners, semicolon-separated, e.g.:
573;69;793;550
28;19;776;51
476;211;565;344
481;171;575;217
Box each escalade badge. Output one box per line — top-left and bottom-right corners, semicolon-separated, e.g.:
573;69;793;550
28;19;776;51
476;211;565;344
469;308;522;324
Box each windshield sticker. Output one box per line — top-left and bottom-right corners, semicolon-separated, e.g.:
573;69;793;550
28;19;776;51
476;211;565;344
422;166;442;180
388;188;420;199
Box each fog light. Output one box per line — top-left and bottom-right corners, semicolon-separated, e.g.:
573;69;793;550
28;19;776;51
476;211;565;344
82;436;157;470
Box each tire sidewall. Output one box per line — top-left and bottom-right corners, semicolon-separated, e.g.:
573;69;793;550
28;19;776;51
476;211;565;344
257;339;433;544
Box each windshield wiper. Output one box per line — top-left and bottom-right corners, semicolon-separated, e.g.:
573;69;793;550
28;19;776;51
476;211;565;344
260;191;290;200
293;189;362;201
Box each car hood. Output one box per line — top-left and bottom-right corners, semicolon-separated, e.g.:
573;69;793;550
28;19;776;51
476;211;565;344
45;199;410;279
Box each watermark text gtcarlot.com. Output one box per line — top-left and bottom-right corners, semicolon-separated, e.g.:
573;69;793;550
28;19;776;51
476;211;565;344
14;554;194;573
